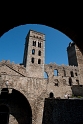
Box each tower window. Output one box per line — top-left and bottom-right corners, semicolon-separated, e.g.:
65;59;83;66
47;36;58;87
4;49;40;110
38;59;41;64
70;71;74;77
32;49;35;55
33;41;36;46
38;42;41;48
38;50;41;56
31;58;34;63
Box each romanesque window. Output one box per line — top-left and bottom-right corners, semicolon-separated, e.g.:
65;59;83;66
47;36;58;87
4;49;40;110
38;59;41;64
38;42;41;48
54;69;58;76
32;49;35;55
38;50;41;56
44;72;48;79
31;58;34;63
49;92;54;98
69;77;72;86
70;71;74;77
33;41;36;46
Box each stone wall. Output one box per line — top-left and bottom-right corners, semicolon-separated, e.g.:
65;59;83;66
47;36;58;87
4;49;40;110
42;98;83;124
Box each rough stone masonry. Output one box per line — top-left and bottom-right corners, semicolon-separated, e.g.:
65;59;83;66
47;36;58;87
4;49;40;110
0;30;83;124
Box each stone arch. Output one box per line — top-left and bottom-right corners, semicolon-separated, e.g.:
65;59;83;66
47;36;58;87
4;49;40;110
0;104;10;123
49;92;54;98
0;88;32;124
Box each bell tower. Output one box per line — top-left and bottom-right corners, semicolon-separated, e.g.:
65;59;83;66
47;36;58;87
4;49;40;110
23;30;45;78
67;42;83;84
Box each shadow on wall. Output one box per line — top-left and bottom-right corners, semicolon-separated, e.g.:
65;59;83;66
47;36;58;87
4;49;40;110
71;85;83;97
0;88;32;124
42;98;83;124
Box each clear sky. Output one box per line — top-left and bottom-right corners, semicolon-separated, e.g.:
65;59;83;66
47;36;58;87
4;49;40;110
0;24;73;65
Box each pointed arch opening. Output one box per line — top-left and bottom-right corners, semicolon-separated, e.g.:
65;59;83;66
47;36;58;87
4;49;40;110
0;88;32;124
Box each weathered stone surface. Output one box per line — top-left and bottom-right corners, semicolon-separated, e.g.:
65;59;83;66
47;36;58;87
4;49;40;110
0;30;83;124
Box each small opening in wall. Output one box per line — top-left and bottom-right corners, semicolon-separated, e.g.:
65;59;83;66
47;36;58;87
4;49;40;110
38;42;41;48
32;49;35;55
54;70;58;76
49;92;54;98
69;77;72;86
31;58;34;63
75;72;77;76
38;50;41;56
38;59;41;64
55;83;58;86
44;72;48;79
33;41;36;46
70;71;74;77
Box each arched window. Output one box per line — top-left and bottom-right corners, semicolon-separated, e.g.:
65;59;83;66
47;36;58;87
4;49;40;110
70;71;74;77
32;49;35;55
31;58;34;63
38;42;41;48
38;59;41;64
33;41;36;46
44;72;48;79
54;69;58;76
49;92;54;98
69;77;72;86
38;50;41;56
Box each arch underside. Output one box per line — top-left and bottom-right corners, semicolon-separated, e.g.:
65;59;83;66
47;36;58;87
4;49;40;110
0;88;32;124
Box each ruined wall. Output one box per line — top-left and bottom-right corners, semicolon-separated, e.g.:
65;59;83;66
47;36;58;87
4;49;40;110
0;60;82;124
44;63;80;98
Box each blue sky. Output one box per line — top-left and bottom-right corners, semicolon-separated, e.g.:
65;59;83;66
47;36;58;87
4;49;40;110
0;24;72;65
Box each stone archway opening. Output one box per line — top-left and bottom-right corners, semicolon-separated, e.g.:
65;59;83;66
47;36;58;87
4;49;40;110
0;104;9;124
0;88;32;124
